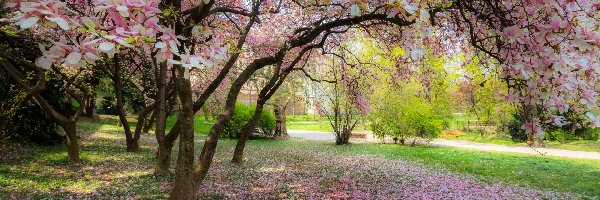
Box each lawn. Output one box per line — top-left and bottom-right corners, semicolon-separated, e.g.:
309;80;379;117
286;121;334;132
1;118;599;199
286;120;370;132
441;131;600;152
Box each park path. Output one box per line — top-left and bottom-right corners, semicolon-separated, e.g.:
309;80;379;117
287;130;600;160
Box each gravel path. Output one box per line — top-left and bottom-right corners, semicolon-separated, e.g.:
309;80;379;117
287;130;600;160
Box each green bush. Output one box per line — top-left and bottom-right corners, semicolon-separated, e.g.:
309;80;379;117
578;128;599;140
0;28;66;145
258;109;275;136
222;102;275;139
501;109;600;142
99;96;119;115
546;129;572;143
499;111;528;142
370;95;444;142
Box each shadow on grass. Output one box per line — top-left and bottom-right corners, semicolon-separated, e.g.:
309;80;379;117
0;130;174;199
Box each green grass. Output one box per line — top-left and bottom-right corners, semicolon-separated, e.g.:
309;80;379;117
286;121;334;132
448;113;480;129
286;114;323;122
286;120;369;132
442;131;600;152
165;115;213;134
1;118;599;198
93;114;215;135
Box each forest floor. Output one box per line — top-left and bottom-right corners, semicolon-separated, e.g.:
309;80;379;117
0;118;599;199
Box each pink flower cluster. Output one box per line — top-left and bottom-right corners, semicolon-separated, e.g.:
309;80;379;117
8;0;229;77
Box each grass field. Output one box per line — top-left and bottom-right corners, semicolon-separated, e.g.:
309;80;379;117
286;121;334;132
1;118;599;198
441;131;600;152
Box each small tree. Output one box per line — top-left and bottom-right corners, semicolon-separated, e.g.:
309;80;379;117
321;61;367;145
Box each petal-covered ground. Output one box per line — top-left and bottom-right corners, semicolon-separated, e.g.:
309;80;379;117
195;144;579;199
0;119;594;199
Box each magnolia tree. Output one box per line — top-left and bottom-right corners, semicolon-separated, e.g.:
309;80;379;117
3;0;599;199
3;0;232;164
445;0;599;144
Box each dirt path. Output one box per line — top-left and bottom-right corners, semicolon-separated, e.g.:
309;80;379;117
287;130;600;160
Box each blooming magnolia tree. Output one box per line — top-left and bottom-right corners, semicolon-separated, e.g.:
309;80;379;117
445;0;599;144
4;0;230;164
3;0;598;199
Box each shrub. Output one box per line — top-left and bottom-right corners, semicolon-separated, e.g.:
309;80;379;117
258;109;275;136
370;95;444;142
578;128;599;140
222;102;275;139
99;96;119;115
546;129;572;143
498;111;528;142
500;109;600;142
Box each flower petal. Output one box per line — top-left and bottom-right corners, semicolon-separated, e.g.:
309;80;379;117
35;56;53;69
65;52;82;65
20;16;39;29
99;42;115;52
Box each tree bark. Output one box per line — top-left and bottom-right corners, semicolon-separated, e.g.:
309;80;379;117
274;101;288;139
232;105;264;163
154;61;170;174
335;128;351;145
82;98;95;118
143;110;156;133
113;56;138;152
168;66;197;199
62;122;80;163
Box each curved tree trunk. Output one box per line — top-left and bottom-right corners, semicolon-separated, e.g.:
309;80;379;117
232;105;264;163
112;55;139;152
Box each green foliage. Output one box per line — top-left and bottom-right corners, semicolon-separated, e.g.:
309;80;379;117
346;37;452;142
99;96;119;115
0;27;65;145
222;102;275;139
500;109;600;142
499;111;529;142
458;54;513;124
258;109;276;136
370;85;445;141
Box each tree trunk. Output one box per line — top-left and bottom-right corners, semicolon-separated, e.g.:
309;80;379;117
165;6;258;198
62;122;80;163
232;105;264;163
82;98;95;118
274;102;288;139
155;139;174;174
168;66;197;200
182;55;278;199
335;128;351;145
113;55;138;152
231;63;290;163
143;110;156;133
154;61;170;174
